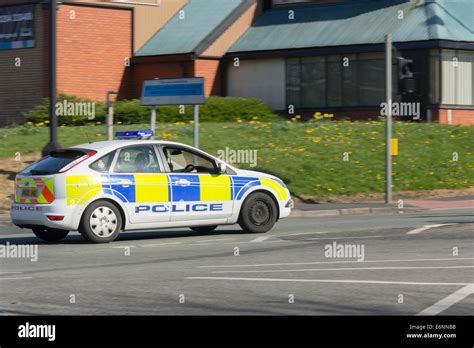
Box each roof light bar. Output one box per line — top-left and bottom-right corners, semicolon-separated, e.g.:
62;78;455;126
115;130;154;140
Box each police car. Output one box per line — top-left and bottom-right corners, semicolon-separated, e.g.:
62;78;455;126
11;130;293;243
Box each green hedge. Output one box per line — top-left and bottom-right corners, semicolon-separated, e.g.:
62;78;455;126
24;95;281;125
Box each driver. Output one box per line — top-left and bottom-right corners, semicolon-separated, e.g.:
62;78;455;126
134;153;149;172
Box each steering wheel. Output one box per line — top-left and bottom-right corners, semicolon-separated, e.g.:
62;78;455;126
183;164;195;173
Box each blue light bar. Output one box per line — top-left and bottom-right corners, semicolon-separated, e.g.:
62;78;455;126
115;130;154;140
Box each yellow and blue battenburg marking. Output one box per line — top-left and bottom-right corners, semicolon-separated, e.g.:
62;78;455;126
65;175;286;205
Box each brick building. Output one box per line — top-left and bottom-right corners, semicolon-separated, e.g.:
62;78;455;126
1;0;473;125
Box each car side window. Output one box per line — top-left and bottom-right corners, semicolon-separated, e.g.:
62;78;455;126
114;145;161;173
89;151;115;172
163;147;217;174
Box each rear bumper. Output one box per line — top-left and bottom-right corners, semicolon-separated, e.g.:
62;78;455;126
10;200;77;230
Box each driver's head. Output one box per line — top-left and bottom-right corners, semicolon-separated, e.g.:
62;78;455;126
134;153;148;171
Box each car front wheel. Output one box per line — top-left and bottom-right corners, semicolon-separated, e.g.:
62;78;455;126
79;200;122;243
32;227;69;242
239;192;277;233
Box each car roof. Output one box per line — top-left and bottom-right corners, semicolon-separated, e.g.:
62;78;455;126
74;140;190;152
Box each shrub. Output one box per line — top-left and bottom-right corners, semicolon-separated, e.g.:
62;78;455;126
24;95;281;125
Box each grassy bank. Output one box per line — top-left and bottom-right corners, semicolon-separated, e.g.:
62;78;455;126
0;121;472;197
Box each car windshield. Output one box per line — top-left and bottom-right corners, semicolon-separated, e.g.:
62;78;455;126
20;149;88;176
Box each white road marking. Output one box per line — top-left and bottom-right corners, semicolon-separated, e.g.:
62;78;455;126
406;223;456;235
306;235;383;241
186;276;470;286
418;284;474;316
0;272;24;275
250;236;272;243
0;233;35;239
279;231;328;236
212;265;474;274
141;242;182;247
0;277;33;281
198;257;474;268
109;245;137;249
195;238;238;243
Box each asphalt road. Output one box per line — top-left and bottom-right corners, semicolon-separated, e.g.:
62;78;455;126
0;208;473;315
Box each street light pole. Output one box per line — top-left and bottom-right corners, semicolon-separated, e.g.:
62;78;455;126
385;33;393;205
42;0;60;157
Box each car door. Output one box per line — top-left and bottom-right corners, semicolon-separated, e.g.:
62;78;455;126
110;144;170;224
161;146;233;222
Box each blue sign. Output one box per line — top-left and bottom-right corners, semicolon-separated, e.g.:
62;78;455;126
141;78;205;106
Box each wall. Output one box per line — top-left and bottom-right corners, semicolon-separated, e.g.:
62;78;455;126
70;0;188;53
226;58;286;110
56;4;132;100
194;59;222;96
0;3;47;126
129;57;195;98
433;108;474;125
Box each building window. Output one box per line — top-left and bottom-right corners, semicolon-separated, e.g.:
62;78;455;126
359;53;385;106
301;56;326;108
441;49;474;105
286;52;386;109
429;49;441;104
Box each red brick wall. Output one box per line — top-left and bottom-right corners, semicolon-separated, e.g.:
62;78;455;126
57;4;132;101
194;59;222;96
128;60;195;98
434;109;474;125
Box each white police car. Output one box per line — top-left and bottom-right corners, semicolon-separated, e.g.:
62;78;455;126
11;130;293;243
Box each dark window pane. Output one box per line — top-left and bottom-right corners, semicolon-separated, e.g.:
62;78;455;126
342;61;358;106
328;60;342;107
286;58;301;108
359;59;385;106
301;57;326;108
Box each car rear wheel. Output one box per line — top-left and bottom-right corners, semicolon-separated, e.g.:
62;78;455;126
239;192;277;233
79;200;122;243
190;225;218;233
32;227;69;242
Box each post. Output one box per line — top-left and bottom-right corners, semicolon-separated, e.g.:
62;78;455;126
42;0;60;156
107;105;114;141
106;90;118;141
150;106;156;140
385;34;393;205
194;104;199;148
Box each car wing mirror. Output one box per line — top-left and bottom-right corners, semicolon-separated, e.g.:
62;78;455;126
217;162;227;174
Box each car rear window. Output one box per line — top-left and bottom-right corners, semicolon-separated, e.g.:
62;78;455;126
20;149;89;176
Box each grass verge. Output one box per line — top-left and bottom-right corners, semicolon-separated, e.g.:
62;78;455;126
0;120;472;197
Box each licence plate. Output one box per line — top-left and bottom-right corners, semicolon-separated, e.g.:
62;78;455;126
22;188;38;197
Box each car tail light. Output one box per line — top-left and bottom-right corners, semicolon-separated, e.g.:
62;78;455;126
59;151;97;173
46;215;64;221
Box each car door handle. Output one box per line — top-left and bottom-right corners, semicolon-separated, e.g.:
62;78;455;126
118;179;132;188
176;179;190;187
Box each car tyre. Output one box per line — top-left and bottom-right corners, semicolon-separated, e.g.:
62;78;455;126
190;225;218;233
32;227;69;242
239;192;277;233
79;200;122;243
